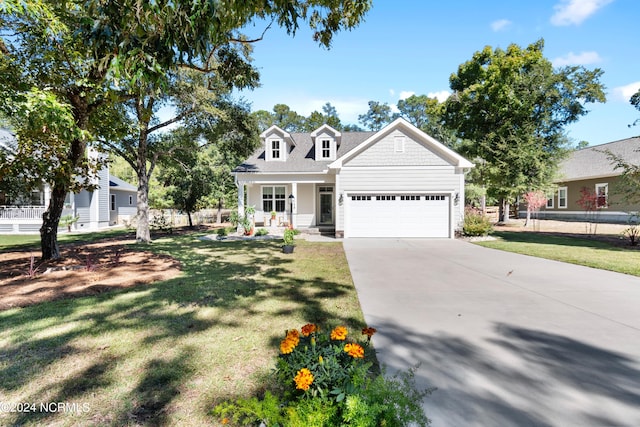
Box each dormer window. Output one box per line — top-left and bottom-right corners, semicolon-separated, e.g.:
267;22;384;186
261;126;292;162
321;140;331;159
271;139;281;159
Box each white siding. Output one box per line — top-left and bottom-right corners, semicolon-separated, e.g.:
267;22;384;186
295;183;315;227
98;169;110;222
345;129;449;167
336;166;461;232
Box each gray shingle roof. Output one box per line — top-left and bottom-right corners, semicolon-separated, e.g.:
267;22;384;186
109;175;137;192
559;136;640;181
234;131;375;173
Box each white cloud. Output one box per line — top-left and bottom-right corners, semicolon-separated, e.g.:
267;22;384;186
398;91;415;100
427;90;451;102
552;51;602;66
491;19;512;32
389;89;395;97
550;0;613;26
613;81;640;101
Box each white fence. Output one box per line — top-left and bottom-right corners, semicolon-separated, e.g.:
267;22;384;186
148;209;232;227
0;206;46;220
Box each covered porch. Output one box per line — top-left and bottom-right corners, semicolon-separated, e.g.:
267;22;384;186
235;174;337;231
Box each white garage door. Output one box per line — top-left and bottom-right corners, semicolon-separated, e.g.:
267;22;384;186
346;194;450;238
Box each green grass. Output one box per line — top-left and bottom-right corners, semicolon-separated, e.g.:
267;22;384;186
476;231;640;276
0;231;367;426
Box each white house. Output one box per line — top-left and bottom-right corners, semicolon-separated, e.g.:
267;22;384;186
0;128;137;233
233;118;474;238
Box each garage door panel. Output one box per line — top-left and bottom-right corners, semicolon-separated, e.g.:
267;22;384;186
347;194;449;238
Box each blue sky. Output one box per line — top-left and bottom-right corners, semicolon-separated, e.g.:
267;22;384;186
237;0;639;146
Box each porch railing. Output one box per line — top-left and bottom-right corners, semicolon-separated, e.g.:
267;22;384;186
0;205;46;220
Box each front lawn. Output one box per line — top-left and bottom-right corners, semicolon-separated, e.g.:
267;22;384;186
0;231;367;426
476;231;640;276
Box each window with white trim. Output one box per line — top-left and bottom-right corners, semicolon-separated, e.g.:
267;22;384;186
546;194;554;209
596;183;608;208
558;187;567;209
262;186;286;212
110;194;116;211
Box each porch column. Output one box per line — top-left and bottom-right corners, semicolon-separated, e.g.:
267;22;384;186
237;181;245;232
44;185;51;209
291;182;297;229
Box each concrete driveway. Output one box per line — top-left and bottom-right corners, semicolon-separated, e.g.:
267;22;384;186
343;238;640;427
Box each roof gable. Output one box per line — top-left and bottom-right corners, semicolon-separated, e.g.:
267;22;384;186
329;118;474;169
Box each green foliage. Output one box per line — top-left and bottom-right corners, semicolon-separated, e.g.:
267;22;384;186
631;89;640;127
397;94;458;148
358;101;394;131
283;228;296;246
255;228;269;236
59;214;79;228
465;183;487;208
444;39;605;216
214;324;432;426
463;208;494;236
150;213;173;233
217;227;229;237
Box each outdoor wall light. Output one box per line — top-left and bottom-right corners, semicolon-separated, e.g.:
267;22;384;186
454;192;460;206
339;194;344;206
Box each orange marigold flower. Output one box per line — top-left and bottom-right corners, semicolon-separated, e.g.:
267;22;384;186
362;327;377;338
294;368;314;391
330;325;348;340
221;418;229;424
286;329;300;340
344;342;365;358
301;323;317;336
280;336;298;354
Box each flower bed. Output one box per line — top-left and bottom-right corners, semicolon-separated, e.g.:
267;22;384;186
214;323;433;426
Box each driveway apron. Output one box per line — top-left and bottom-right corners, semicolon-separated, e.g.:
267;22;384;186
343;238;640;427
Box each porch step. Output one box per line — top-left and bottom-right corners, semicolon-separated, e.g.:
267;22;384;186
300;227;335;236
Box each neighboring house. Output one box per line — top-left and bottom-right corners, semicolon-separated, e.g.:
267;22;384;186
0;128;138;233
233;118;474;238
521;136;640;222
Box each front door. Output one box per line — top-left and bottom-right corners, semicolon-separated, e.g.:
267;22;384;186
317;186;334;225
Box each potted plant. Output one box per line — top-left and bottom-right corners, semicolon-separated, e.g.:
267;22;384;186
282;228;295;253
270;210;277;220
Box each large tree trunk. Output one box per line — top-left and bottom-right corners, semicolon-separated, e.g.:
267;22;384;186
40;185;67;260
498;198;511;223
136;169;151;243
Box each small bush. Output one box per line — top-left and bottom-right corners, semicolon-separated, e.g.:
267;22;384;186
150;213;173;233
463;208;493;236
217;227;228;237
255;228;269;236
283;228;296;246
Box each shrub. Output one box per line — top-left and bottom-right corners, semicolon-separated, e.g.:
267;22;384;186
622;213;640;246
150;213;172;233
213;324;432;426
255;228;269;236
283;228;296;246
463;208;493;236
217;227;229;237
